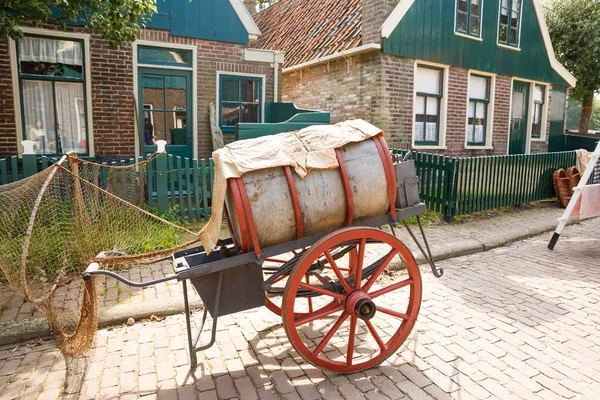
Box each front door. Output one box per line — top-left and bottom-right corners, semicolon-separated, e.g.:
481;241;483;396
509;80;529;154
138;68;192;158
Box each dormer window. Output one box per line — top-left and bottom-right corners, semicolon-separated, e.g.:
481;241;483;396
456;0;482;38
498;0;522;47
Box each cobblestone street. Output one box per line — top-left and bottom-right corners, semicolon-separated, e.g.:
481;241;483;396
0;218;599;399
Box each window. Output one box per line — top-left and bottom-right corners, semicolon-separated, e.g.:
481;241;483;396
498;0;521;47
532;84;545;139
467;75;490;146
17;35;88;155
414;66;443;146
456;0;482;38
219;75;262;132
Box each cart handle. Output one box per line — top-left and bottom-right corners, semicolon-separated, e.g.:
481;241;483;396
82;264;178;288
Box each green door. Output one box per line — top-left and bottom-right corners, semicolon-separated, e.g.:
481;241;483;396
139;68;192;158
509;80;530;155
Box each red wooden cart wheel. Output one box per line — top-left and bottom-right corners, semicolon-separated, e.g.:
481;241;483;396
282;227;422;373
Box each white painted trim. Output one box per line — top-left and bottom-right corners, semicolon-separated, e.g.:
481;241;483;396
464;70;496;149
454;32;483;42
133;40;198;159
412;146;448;150
412;60;449;149
381;0;416;38
531;0;576;87
453;0;485;40
216;71;267;129
228;0;261;39
282;44;380;73
244;48;284;64
9;27;94;157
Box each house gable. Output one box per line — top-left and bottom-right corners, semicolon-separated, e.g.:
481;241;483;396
139;0;259;44
381;0;574;87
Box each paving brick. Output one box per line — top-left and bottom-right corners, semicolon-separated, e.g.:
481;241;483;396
338;383;366;400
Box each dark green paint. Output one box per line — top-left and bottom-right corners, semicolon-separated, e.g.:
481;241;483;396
509;80;529;155
561;134;600;152
383;0;569;86
547;86;567;152
150;0;250;44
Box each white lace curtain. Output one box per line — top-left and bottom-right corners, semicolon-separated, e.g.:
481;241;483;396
20;37;83;66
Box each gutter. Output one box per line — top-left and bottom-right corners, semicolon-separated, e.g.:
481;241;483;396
245;49;285;102
282;43;381;74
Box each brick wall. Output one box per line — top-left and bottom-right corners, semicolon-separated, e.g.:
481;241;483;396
282;51;381;126
492;74;511;155
362;0;399;44
0;38;17;155
379;54;413;148
0;27;278;159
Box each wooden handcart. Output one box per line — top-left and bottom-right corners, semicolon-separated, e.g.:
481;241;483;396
83;153;443;374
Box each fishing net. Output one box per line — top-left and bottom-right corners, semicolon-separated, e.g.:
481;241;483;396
0;153;199;356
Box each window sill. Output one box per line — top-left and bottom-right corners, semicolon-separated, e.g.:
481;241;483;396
530;138;546;142
497;43;521;52
412;145;447;150
454;32;483;42
465;145;494;150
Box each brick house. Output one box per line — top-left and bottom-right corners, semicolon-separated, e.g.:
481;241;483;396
253;0;576;156
0;0;283;160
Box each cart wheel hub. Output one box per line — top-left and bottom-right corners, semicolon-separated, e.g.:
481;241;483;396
345;290;376;321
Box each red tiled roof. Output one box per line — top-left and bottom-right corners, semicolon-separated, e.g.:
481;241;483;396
252;0;362;68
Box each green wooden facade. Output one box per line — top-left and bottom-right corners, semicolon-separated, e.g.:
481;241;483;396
382;0;569;87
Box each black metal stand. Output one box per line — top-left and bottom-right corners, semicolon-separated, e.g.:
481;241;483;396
400;216;443;278
182;272;223;369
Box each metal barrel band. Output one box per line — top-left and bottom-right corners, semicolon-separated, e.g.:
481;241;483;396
229;178;250;252
283;166;303;240
372;136;397;221
335;148;354;226
235;178;262;258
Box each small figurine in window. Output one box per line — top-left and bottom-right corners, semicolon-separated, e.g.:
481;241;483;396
29;120;45;153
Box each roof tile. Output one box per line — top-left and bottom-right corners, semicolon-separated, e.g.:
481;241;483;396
252;0;362;68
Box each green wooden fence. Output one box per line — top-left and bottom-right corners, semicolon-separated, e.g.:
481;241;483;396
0;153;214;223
392;149;577;221
0;149;578;224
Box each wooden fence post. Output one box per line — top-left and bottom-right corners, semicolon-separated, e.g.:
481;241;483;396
155;152;168;213
22;154;38;178
444;158;457;222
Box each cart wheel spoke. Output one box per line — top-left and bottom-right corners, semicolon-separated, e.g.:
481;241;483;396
305;275;314;313
324;250;352;293
377;306;410;320
298;282;345;300
362;249;398;292
294;304;344;327
354;238;367;289
264;258;288;263
346;315;357;365
369;278;413;298
365;320;387;351
313;311;349;356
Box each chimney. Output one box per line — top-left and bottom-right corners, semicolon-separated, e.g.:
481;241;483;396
362;0;399;44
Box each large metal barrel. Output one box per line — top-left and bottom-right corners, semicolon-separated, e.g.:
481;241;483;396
224;136;395;253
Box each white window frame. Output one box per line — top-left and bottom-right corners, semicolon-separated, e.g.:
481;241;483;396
215;71;267;132
9;27;94;157
530;83;549;143
412;60;449;150
496;0;524;51
454;0;485;42
133;40;198;160
465;70;496;149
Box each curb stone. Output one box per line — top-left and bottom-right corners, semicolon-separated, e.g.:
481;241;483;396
0;217;579;346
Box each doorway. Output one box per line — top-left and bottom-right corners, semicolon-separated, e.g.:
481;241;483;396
138;67;192;159
509;80;530;155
